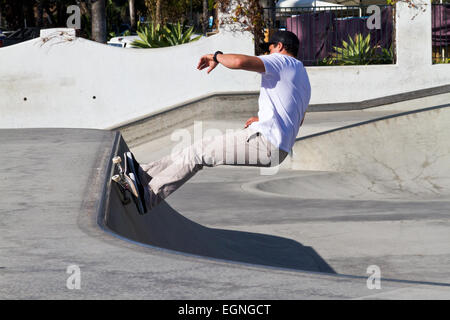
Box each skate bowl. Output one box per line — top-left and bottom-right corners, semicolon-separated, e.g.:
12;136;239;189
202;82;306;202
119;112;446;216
102;104;450;282
2;104;449;299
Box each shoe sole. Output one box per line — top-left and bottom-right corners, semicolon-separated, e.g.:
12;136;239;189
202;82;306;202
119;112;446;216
125;152;148;214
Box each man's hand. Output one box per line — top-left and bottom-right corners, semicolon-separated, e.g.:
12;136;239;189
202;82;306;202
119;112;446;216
244;116;259;128
197;54;218;74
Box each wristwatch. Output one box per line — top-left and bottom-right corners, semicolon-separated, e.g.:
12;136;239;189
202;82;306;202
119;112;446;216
213;51;223;63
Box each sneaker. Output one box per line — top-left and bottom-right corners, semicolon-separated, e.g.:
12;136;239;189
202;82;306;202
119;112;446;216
124;151;148;215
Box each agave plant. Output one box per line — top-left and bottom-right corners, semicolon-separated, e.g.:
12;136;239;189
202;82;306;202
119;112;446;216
131;22;201;48
326;33;377;65
377;46;394;64
131;23;170;48
162;22;202;46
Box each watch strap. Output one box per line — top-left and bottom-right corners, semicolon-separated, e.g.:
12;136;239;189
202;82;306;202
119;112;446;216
213;51;223;63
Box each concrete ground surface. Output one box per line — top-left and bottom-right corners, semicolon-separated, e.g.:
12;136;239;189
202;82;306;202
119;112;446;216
0;94;449;299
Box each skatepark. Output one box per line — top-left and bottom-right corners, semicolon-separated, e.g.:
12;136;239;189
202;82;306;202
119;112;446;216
1;98;449;299
1;2;450;300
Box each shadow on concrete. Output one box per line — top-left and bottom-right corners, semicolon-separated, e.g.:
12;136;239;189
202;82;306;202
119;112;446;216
104;182;335;273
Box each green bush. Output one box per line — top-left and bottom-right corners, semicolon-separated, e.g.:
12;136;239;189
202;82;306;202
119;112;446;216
434;57;450;64
326;33;377;65
131;22;201;48
323;33;394;65
376;46;394;64
163;23;202;46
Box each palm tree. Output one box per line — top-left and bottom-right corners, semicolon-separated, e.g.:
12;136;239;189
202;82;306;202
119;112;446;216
91;0;106;43
129;0;136;31
36;0;43;28
155;0;161;25
202;0;207;35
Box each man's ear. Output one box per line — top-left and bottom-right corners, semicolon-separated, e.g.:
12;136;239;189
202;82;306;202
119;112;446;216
275;42;284;52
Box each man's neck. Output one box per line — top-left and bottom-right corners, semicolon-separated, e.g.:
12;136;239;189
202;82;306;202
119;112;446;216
278;50;295;58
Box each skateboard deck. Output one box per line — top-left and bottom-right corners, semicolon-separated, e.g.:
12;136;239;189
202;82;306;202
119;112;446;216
111;154;146;214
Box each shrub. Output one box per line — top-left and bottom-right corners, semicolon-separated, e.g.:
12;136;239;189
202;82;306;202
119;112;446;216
131;22;201;48
326;33;378;65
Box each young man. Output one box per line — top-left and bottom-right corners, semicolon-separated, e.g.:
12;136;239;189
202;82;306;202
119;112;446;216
125;30;311;214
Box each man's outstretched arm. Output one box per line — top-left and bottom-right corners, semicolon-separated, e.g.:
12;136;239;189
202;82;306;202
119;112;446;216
197;53;265;74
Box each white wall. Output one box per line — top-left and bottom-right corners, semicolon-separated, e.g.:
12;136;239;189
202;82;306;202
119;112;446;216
306;0;449;104
0;0;448;129
0;29;259;129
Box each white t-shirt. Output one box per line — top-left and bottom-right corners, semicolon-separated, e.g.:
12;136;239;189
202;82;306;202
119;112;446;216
249;53;311;152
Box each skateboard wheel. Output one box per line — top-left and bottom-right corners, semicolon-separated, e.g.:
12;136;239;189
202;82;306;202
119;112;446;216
112;156;121;164
112;174;121;182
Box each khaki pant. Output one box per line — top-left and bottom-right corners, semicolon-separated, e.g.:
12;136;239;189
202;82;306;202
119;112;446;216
139;127;288;200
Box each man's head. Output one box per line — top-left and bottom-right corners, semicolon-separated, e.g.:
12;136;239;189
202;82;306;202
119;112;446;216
260;30;299;57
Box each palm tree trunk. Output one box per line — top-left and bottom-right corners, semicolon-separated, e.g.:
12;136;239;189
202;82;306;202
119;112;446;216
129;0;136;30
36;0;43;28
91;0;106;43
202;0;207;35
18;0;25;28
155;0;161;25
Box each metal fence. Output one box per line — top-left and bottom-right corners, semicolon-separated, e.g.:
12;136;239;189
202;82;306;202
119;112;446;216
432;1;450;64
263;6;395;66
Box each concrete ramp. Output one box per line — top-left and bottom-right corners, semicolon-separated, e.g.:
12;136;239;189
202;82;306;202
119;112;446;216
2;108;449;298
102;105;450;277
102;136;334;273
282;104;450;201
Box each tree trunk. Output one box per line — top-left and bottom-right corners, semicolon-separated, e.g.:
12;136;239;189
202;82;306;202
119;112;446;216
18;0;25;28
129;0;136;30
189;0;193;25
155;0;161;25
202;0;207;35
91;0;106;43
23;0;37;27
36;0;43;28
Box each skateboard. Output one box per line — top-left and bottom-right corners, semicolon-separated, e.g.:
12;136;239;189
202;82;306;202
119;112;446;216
111;173;131;205
111;154;146;214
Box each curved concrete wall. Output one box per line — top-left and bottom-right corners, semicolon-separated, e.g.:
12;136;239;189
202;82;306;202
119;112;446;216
0;29;259;129
289;105;450;200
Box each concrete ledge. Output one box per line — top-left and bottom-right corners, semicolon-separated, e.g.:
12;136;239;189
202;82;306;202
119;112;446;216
117;93;259;147
309;84;450;112
116;84;450;147
297;103;450;141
